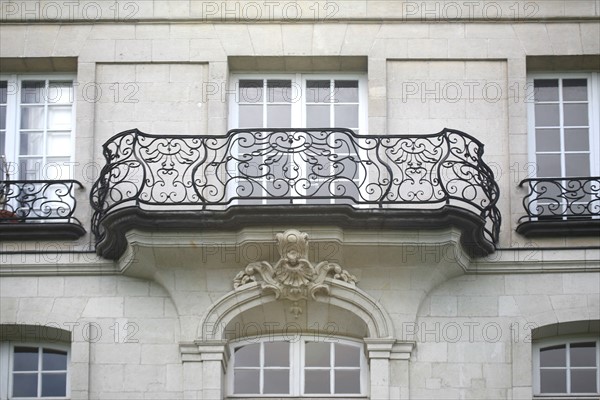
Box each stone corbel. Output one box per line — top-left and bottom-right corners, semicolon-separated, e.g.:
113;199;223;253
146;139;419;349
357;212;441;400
233;229;358;317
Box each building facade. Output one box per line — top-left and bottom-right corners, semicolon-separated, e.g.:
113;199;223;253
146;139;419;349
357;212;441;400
0;0;599;399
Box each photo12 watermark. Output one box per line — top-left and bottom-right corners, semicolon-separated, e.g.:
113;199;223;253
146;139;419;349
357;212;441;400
1;1;140;21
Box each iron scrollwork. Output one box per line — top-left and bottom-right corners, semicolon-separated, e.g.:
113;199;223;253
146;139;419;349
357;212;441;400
0;180;84;225
91;128;501;249
519;176;600;222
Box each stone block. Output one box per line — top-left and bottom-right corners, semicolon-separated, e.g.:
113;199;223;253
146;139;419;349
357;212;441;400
82;297;124;318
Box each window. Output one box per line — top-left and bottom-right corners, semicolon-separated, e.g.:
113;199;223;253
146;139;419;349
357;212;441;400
0;342;69;399
526;73;600;219
0;75;75;181
228;336;367;397
533;338;600;396
528;73;599;179
228;74;367;204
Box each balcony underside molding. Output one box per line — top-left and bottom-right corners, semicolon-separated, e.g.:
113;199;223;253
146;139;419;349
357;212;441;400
0;222;86;241
95;204;493;260
516;219;600;237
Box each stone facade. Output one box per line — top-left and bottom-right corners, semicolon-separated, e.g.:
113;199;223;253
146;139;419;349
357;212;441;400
0;1;599;399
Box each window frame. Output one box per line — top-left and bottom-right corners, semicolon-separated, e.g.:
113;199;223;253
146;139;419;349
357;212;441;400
227;335;368;398
0;341;70;400
227;73;368;206
526;72;600;179
0;73;77;181
228;73;368;132
533;336;600;397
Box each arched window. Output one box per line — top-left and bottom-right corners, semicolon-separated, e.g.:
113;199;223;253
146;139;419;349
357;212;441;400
533;337;599;396
228;336;368;397
0;342;70;399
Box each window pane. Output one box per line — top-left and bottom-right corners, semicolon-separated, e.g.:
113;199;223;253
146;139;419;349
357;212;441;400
45;157;71;180
565;154;590;177
47;81;74;104
47;132;71;157
263;369;289;394
13;347;39;371
536;154;561;178
42;349;67;371
535;129;561;152
0;131;5;155
234;343;260;367
306;105;330;128
42;372;67;396
540;345;566;367
47;106;72;130
570;342;596;367
234;369;260;394
335;343;360;367
305;369;330;394
264;341;289;367
334;104;359;128
20;106;45;129
563;79;588;101
534;104;560;127
540;369;567;393
21;80;45;104
12;373;38;397
266;104;291;127
19;132;43;155
238;104;263;128
305;342;330;367
239;80;263;103
267;80;292;103
534;79;559;102
0;105;6;129
335;370;361;394
564;103;589;126
335;80;359;103
571;369;598;393
306;80;330;103
19;158;43;180
565;128;590;151
0;80;7;103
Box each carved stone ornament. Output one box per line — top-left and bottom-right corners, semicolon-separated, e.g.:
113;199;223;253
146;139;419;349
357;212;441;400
233;229;358;317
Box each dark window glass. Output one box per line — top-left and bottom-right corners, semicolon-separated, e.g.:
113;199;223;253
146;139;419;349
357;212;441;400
13;347;39;371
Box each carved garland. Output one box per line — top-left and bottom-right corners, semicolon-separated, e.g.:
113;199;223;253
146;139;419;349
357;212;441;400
233;229;358;317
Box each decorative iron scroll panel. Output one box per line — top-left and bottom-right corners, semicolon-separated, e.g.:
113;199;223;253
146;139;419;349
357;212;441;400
519;177;600;221
0;180;83;223
91;128;500;246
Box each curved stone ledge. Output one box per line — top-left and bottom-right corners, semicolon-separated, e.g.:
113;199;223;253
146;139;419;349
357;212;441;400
95;204;494;260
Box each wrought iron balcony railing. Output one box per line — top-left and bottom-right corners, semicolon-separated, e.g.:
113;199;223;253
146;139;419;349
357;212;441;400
517;176;600;236
0;180;86;239
91;128;501;259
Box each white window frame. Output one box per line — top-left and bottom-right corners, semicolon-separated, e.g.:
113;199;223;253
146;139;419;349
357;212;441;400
0;73;76;181
533;336;600;397
227;73;368;205
526;72;600;179
228;73;368;132
0;341;70;400
227;335;368;398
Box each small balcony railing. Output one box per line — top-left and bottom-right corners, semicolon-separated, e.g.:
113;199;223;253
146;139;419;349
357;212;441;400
91;128;501;258
0;180;86;239
517;176;600;236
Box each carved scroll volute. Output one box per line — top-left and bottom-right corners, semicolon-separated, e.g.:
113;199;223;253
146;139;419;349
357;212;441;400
233;230;358;317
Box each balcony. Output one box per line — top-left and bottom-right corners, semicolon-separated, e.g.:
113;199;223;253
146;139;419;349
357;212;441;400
0;180;86;240
517;176;600;236
90;128;501;260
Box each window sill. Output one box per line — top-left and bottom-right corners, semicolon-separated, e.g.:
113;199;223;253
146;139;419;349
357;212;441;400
533;396;600;400
516;218;600;237
0;221;86;240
